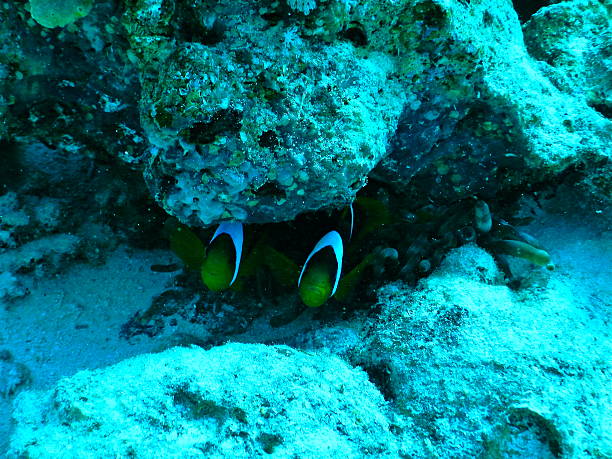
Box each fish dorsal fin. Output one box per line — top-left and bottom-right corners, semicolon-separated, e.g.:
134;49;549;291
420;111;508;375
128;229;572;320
210;222;243;286
298;230;343;296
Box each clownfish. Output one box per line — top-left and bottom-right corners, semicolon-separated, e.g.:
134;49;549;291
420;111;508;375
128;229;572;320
298;231;343;307
201;222;243;291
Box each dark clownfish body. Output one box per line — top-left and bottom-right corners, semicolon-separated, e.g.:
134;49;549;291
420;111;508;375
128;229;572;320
201;222;243;292
201;235;236;291
298;256;335;307
298;231;343;307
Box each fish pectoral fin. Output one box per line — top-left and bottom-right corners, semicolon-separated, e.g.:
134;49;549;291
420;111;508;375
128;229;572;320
260;245;299;288
334;253;375;302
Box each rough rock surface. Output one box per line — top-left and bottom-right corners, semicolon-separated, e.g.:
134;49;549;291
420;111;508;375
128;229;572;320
10;343;399;457
362;244;611;458
0;1;144;161
374;0;610;206
2;0;609;227
522;0;612;200
0;165;140;303
523;0;610;115
123;0;407;225
126;0;610;224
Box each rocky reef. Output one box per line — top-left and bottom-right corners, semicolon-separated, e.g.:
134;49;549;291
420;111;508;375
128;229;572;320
0;0;610;457
10;343;399;457
361;245;610;457
6;241;611;457
2;0;609;227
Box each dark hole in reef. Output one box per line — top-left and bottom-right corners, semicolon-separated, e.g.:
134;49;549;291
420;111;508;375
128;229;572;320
154;107;174;129
340;22;368;47
199;19;226;45
260;2;293;28
121;196;169;250
508;408;563;457
260;11;283;24
413;1;448;28
362;363;395;401
172;4;226;45
258;433;283;454
511;0;552;23
0;141;23;190
590;102;612;119
158;174;178;197
456;101;493;130
233;49;253;66
258;130;280;150
183;108;242;144
253;180;286;199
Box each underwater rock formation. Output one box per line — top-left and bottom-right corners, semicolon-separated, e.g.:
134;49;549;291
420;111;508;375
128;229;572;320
10;343;399;457
127;0;610;224
0;2;145;162
0;3;167;298
362;245;611;457
1;1;610;456
374;0;611;206
123;0;406;224
29;0;93;29
523;0;610;117
522;0;612;201
0;143;156;304
1;0;609;226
